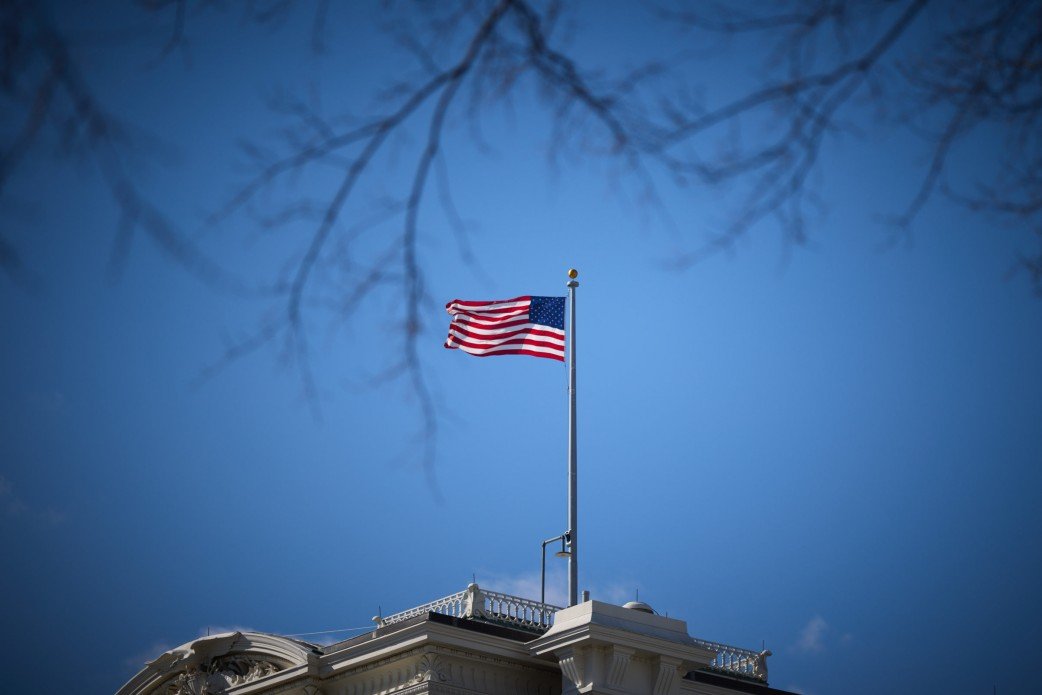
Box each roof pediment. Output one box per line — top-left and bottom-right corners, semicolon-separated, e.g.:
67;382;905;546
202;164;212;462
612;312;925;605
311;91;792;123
117;631;316;695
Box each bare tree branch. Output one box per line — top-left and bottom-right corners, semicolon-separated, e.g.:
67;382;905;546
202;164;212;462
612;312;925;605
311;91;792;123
4;0;1041;486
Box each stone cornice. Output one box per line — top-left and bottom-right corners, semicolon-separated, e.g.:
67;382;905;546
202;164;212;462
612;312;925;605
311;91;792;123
320;617;553;676
530;623;716;666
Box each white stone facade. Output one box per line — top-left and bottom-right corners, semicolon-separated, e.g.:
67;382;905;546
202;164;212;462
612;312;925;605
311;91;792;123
118;586;791;695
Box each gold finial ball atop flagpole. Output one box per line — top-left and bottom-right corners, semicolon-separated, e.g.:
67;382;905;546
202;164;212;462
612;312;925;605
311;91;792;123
567;268;578;279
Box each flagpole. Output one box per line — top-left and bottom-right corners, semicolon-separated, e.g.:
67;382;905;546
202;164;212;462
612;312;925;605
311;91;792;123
566;268;579;607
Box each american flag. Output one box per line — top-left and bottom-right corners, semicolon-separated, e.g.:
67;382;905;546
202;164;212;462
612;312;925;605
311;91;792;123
444;296;566;361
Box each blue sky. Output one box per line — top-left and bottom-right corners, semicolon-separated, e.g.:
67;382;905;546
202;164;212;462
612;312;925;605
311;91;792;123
1;2;1040;694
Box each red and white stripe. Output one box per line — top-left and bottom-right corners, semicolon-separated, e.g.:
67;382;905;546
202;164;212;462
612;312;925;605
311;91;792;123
444;296;565;361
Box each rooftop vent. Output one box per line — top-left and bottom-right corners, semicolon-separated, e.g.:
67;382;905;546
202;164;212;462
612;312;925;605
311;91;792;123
622;601;654;614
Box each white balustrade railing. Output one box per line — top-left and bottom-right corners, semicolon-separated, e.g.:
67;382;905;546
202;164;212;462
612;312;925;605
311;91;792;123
691;637;770;682
480;587;559;630
379;584;560;631
376;585;768;682
378;588;471;625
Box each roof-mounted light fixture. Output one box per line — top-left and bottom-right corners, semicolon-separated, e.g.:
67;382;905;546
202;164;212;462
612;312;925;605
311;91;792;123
542;532;571;611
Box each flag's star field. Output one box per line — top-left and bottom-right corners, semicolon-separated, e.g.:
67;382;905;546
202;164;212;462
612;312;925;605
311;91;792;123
530;296;565;329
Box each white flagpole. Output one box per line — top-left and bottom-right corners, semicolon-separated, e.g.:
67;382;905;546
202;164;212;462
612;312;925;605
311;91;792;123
566;268;579;607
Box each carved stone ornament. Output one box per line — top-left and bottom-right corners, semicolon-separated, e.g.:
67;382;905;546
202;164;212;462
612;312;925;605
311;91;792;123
652;656;682;695
164;655;282;694
557;648;583;690
606;646;634;688
411;653;448;684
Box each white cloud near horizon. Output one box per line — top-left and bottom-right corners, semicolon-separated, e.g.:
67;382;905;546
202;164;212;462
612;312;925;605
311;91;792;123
794;615;828;654
477;566;640;609
480;567;569;607
122;641;175;675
